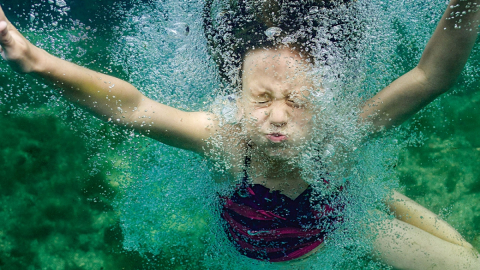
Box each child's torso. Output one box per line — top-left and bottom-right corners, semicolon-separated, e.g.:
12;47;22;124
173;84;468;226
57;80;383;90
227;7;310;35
219;166;344;262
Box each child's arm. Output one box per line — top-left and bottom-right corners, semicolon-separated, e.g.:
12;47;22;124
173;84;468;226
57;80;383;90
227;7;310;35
0;6;216;154
361;0;480;129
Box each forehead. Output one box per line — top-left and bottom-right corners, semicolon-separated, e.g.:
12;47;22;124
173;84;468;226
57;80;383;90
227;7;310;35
242;48;313;95
243;48;311;76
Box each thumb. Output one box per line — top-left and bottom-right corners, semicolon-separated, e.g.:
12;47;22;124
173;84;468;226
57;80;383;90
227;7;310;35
0;20;14;46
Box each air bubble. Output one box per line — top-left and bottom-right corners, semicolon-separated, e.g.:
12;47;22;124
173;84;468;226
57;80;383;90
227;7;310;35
309;6;319;14
56;0;67;7
323;144;335;157
264;27;282;39
165;22;190;39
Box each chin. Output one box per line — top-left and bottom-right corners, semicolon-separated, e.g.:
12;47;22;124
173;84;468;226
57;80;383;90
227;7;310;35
262;146;302;161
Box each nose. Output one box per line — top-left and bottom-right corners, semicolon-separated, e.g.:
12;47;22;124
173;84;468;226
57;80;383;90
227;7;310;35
268;103;289;127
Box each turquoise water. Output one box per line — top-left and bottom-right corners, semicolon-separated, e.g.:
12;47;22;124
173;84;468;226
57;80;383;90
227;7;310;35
0;0;479;269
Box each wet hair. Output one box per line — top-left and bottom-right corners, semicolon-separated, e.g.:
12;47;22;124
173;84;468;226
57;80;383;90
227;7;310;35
203;0;356;93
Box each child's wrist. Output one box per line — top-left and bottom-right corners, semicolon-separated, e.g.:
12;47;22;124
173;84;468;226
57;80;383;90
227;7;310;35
28;47;52;75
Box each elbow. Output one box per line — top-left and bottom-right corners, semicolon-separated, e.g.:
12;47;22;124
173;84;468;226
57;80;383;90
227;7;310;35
415;65;458;96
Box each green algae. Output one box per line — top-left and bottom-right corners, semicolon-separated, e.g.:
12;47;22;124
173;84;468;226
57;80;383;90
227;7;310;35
0;110;152;269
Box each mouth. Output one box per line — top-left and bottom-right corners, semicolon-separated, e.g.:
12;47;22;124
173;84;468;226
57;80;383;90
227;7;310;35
265;133;288;143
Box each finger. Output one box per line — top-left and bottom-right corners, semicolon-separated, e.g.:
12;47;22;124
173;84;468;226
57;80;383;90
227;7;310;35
0;5;13;43
0;20;7;33
0;5;8;60
0;5;8;22
0;20;13;46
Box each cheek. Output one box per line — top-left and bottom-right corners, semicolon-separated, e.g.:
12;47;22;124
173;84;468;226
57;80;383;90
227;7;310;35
241;111;261;133
245;108;268;123
293;112;313;132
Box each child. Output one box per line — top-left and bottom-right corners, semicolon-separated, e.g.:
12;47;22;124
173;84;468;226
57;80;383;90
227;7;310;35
1;0;479;268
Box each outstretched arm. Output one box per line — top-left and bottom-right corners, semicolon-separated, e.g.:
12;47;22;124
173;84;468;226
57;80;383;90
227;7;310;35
361;0;480;129
0;5;216;154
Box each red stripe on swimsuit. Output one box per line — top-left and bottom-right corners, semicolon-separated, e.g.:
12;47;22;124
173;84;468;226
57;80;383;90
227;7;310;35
220;180;344;262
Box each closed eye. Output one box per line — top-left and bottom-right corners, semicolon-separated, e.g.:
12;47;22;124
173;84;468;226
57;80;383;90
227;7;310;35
253;94;271;106
255;100;271;107
287;99;306;108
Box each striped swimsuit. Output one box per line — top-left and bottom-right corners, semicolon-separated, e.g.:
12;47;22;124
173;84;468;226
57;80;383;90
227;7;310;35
220;172;343;262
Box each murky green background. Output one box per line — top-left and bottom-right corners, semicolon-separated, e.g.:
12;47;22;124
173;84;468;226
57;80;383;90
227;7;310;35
0;0;479;269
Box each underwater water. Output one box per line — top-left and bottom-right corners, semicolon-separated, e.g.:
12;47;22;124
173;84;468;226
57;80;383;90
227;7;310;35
0;0;479;269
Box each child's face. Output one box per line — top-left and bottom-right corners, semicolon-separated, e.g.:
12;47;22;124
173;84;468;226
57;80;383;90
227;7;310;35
239;47;314;159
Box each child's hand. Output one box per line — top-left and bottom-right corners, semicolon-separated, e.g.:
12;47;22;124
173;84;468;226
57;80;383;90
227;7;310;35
0;5;42;73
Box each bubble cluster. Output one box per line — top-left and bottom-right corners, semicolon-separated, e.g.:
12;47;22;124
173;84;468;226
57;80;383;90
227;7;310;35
101;0;480;268
111;0;409;268
1;0;480;269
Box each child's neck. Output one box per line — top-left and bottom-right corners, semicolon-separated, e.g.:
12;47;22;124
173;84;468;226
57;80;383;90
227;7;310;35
248;152;309;199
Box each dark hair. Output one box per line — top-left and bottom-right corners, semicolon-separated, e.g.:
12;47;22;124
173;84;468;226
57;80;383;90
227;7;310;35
203;0;356;93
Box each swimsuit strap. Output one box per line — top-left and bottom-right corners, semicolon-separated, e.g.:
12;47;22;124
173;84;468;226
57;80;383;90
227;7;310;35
242;142;252;184
241;155;251;187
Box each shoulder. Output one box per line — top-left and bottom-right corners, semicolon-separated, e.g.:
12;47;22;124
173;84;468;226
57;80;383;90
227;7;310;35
206;122;247;182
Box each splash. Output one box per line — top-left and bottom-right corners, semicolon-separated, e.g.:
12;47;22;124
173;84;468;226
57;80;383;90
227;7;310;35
106;0;468;269
109;0;422;268
1;0;480;269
